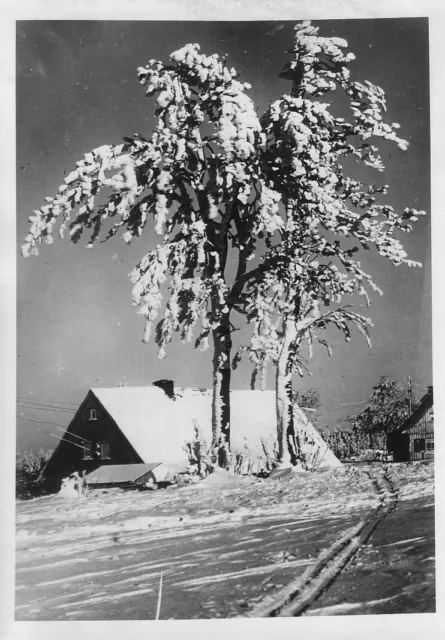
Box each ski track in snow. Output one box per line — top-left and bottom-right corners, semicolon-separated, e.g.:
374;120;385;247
56;587;155;609
375;536;427;548
172;558;313;588
304;595;400;616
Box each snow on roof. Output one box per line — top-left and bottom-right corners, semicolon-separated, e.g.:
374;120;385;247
85;463;161;485
91;386;341;468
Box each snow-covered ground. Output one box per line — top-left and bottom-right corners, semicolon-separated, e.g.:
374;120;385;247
15;461;434;620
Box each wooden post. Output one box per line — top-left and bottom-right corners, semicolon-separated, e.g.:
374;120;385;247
408;376;413;416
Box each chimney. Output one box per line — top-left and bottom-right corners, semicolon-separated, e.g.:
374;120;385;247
153;379;175;399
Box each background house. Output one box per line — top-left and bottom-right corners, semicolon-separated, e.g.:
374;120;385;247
389;386;434;462
42;380;342;490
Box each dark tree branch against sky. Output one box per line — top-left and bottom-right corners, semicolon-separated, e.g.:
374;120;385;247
16;19;431;452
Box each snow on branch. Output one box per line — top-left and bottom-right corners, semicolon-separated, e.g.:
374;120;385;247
22;22;426;373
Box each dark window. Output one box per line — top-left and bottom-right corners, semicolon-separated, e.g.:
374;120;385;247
413;438;425;453
100;442;110;459
89;409;97;421
82;441;93;459
426;441;434;451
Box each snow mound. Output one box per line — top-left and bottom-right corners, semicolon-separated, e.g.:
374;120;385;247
197;469;256;488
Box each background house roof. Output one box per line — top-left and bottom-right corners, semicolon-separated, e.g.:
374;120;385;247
90;386;341;468
85;463;161;485
400;387;434;434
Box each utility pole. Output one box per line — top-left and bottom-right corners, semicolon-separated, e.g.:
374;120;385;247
408;376;413;415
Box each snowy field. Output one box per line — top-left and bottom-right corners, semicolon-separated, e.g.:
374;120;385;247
15;462;434;620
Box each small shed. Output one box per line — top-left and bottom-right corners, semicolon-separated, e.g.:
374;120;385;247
389;386;434;462
85;463;161;489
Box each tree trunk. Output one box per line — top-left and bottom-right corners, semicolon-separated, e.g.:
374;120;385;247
275;319;298;468
212;317;232;469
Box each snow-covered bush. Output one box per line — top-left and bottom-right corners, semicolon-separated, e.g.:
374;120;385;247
183;419;214;477
16;449;53;500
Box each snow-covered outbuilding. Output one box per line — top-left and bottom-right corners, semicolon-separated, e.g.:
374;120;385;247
84;463;163;489
42;380;341;490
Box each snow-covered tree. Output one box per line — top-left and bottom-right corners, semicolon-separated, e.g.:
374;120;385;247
293;388;321;410
22;21;425;470
21;38;284;466
351;376;413;452
233;22;426;468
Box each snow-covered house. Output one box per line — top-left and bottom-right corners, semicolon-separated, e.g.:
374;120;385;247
389;385;434;462
43;380;341;489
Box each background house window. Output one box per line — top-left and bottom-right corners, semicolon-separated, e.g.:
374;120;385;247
426;441;434;451
413;438;425;453
89;409;97;421
100;442;110;459
82;442;93;459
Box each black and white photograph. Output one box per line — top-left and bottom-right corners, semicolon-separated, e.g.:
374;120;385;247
2;0;444;636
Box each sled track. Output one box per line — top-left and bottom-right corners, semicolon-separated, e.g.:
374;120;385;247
247;470;398;618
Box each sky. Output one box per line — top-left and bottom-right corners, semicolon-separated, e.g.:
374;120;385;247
16;18;431;452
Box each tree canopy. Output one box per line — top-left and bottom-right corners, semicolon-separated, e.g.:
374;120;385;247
351;375;412;440
232;22;426;465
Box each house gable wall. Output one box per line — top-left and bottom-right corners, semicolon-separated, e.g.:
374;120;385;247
44;391;143;490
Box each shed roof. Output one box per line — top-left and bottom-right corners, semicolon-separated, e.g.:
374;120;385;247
90;386;341;469
85;463;161;485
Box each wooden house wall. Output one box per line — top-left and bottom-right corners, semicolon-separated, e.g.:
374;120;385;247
390;402;434;462
406;407;434;436
408;432;434;460
406;405;434;461
44;392;143;489
409;451;434;461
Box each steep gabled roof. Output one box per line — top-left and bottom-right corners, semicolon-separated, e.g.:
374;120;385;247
399;387;434;434
90;386;341;469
